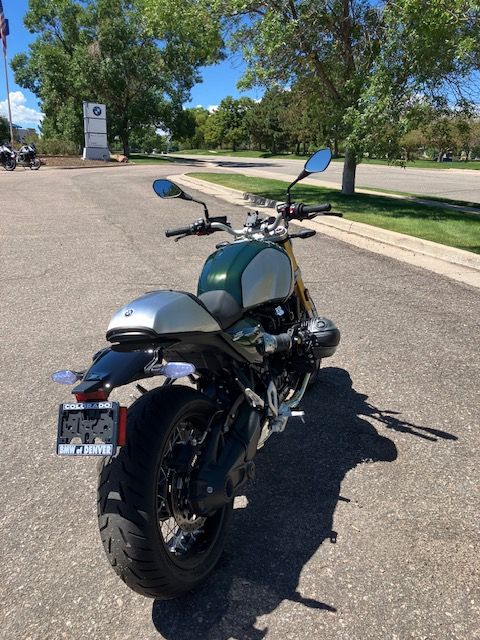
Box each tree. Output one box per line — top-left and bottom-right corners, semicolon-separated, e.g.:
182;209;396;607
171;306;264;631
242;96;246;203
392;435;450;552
130;126;167;153
13;0;223;154
217;96;255;150
172;106;210;149
245;88;289;153
204;97;254;150
0;116;9;142
203;109;223;148
400;129;427;161
452;113;480;160
469;121;480;159
211;0;480;193
280;81;340;155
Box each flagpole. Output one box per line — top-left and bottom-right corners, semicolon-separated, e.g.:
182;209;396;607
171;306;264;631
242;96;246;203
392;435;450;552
1;43;13;145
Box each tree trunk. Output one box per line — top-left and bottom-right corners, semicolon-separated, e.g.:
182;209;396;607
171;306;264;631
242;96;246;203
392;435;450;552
341;149;357;195
333;137;339;158
121;120;130;156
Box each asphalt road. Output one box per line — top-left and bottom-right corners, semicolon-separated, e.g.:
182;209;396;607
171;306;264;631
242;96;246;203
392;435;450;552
172;153;480;204
1;164;479;640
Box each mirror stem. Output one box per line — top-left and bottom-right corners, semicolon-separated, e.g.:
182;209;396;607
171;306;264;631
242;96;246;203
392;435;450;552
193;198;209;221
286;169;308;205
183;191;210;220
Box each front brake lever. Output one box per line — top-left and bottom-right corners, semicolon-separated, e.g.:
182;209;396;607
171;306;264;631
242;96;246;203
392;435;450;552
307;211;343;219
174;233;189;242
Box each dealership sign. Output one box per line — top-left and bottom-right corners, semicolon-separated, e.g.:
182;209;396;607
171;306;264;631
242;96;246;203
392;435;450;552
83;102;110;161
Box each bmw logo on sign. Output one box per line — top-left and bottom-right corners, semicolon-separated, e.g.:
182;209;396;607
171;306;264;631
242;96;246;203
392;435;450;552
93;106;102;117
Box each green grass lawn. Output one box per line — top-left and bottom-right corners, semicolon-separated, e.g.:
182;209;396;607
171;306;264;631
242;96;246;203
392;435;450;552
173;149;480;170
187;172;480;254
129;153;175;164
171;149;312;160
354;186;480;209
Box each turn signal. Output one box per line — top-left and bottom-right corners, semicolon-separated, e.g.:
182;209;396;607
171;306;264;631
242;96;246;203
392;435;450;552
51;370;81;385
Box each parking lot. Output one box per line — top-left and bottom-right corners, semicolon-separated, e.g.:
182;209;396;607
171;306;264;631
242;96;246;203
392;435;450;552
1;165;479;639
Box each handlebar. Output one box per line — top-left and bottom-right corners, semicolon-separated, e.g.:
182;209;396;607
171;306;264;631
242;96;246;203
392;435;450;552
296;202;332;216
291;202;332;219
165;201;341;241
165;224;194;238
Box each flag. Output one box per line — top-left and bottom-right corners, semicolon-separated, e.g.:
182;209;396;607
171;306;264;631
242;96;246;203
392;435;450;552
0;1;7;56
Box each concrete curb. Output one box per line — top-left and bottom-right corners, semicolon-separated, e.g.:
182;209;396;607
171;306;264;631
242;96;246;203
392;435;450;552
242;187;480;217
170;173;480;289
41;163;132;171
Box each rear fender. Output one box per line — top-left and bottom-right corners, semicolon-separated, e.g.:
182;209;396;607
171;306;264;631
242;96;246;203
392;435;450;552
72;348;155;396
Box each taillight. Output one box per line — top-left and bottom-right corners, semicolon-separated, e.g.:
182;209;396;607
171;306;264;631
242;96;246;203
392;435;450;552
74;391;108;402
118;407;128;446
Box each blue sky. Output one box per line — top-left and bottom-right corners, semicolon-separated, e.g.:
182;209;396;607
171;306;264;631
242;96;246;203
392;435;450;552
0;0;260;129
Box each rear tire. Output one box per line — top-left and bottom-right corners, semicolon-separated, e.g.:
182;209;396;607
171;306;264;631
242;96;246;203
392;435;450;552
97;385;232;599
30;158;41;170
5;158;16;171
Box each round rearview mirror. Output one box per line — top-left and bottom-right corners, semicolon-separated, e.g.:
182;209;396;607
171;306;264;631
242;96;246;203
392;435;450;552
304;148;332;174
152;179;183;199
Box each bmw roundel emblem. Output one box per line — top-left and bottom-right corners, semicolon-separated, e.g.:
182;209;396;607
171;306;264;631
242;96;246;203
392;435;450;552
93;106;102;116
124;308;134;317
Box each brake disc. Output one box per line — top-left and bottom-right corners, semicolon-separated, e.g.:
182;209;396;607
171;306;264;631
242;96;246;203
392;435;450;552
170;475;206;533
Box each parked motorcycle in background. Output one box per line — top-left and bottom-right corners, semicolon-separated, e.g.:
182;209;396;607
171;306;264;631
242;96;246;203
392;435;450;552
52;148;342;600
0;142;16;171
16;143;41;170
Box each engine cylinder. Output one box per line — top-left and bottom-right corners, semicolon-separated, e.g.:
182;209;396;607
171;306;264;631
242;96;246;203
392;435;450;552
304;317;340;358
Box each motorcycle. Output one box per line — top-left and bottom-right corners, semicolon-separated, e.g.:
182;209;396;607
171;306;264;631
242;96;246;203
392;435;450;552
52;148;341;599
0;142;16;171
16;143;41;170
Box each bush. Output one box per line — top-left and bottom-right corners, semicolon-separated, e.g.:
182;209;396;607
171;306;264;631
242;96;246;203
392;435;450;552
36;138;79;156
0;116;10;142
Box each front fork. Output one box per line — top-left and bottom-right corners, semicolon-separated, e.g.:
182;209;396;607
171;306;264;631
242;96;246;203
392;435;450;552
282;238;316;319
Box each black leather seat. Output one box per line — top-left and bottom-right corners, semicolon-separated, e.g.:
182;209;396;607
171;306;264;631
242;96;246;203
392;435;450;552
198;290;244;330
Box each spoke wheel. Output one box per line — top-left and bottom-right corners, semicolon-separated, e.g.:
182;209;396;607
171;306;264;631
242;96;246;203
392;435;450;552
156;416;226;569
97;385;232;599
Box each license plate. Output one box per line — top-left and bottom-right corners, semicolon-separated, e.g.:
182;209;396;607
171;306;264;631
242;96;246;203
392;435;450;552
57;401;119;456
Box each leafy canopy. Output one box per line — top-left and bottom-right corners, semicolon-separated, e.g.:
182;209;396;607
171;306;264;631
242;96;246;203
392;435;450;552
206;0;480;191
12;0;224;151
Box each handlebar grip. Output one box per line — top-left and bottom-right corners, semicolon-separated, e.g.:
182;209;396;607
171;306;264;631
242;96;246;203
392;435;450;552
300;203;332;215
165;225;192;238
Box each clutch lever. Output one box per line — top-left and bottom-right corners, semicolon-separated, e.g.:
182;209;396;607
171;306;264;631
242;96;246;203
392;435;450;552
290;229;316;240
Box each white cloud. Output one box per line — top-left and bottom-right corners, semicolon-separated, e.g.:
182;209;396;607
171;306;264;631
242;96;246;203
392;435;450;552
192;104;218;113
0;91;44;127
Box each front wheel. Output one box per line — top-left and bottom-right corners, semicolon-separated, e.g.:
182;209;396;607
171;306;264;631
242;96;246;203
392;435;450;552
5;158;16;171
97;385;232;599
30;158;41;170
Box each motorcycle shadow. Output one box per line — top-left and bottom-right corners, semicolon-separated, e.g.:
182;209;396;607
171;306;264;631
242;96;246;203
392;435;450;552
152;366;455;639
